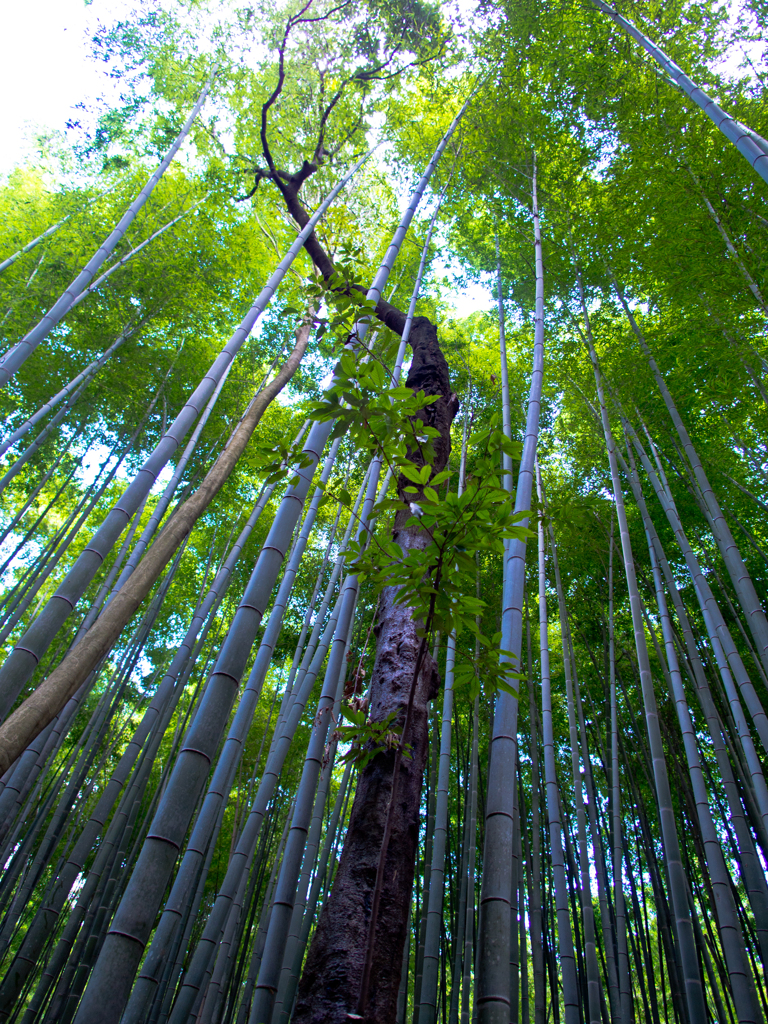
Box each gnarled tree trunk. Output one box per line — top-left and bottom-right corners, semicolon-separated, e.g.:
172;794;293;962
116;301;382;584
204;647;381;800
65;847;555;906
293;317;457;1024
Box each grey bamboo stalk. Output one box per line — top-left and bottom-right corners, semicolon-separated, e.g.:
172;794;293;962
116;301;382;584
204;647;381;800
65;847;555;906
610;271;768;681
117;457;348;1024
582;312;707;1022
414;707;439;1024
0;211;72;275
0;479;275;1013
569;645;621;1020
419;401;470;1024
608;516;632;1024
478;152;544;1024
620;432;768;968
495;231;513;492
233;802;294;1024
624;419;768;791
590;0;768;185
643;502;765;1023
460;696;478;1024
0;328;132;460
0;72;217;387
0;150;372;719
448;759;472;1024
64;202;203;315
240;476;384;1024
526;606;546;1024
578;377;768;848
534;462;579;1024
138;430;343;936
510;773;520;1024
174;591;357;1024
149;789;234;1024
267;463;348;740
271;740;340;1024
120;596;344;1024
546;519;603;1024
418;634;456;1024
282;760;354;1024
274;463;374;738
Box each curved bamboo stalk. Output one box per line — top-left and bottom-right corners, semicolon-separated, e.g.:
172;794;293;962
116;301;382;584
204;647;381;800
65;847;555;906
0;71;217;388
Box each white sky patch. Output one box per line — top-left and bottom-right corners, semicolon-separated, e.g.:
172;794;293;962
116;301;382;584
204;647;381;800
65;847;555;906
0;0;129;176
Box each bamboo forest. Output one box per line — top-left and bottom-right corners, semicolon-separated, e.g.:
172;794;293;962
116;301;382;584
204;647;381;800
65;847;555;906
6;0;768;1020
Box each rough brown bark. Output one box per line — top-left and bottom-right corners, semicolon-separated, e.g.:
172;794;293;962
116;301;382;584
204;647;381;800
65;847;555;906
292;319;457;1024
0;323;310;774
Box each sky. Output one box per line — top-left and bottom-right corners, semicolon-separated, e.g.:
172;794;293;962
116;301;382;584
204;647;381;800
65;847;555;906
0;0;126;176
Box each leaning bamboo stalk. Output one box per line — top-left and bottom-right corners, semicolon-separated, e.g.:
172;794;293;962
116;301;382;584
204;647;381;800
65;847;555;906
123;435;345;1016
610;271;768;681
271;738;341;1024
0;151;372;714
0;445;76;556
119;595;345;1024
232;801;295;1024
644;528;765;1023
590;0;768;185
0;481;275;1013
624;420;768;799
64;202;202;315
583;323;707;1022
0;72;217;388
0;328;133;460
0;322;309;772
0;212;72;275
232;477;382;1024
621;436;768;969
176;601;356;1024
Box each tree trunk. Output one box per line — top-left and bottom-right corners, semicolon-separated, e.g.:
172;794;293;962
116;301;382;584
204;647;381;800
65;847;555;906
292;316;455;1024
